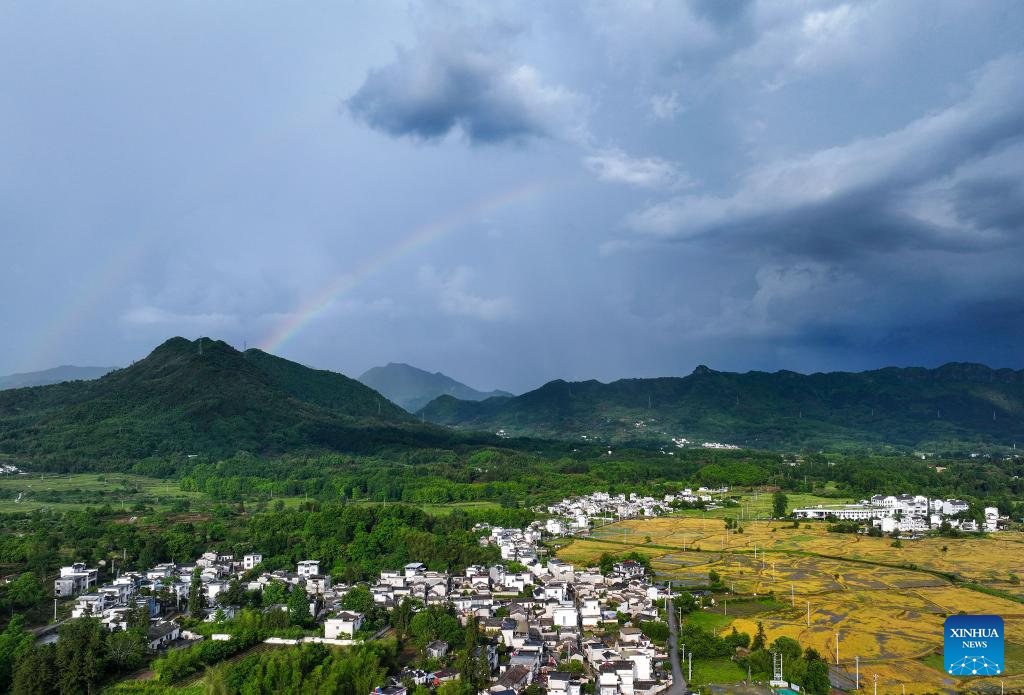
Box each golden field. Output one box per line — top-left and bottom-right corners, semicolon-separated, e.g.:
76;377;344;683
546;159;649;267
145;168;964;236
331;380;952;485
558;517;1024;694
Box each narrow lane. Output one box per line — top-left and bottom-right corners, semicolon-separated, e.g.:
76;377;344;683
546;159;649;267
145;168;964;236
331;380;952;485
665;586;688;695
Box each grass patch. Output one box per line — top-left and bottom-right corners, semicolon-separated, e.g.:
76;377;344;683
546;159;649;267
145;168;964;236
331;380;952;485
684;611;734;632
0;473;202;513
350;500;503;516
919;651;944;672
690;656;746;685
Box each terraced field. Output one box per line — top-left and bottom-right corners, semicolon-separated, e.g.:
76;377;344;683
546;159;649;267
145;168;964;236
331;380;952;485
558;517;1024;694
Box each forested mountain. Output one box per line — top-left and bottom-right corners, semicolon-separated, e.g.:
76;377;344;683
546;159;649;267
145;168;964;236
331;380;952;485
359;362;513;412
0;337;471;469
0;365;115;390
419;363;1024;451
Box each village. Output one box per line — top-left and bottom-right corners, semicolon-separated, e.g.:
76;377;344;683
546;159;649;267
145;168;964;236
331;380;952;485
793;494;1004;534
51;493;693;695
45;487;1012;694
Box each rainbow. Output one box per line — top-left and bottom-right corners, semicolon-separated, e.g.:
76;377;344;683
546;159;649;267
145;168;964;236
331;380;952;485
258;179;553;353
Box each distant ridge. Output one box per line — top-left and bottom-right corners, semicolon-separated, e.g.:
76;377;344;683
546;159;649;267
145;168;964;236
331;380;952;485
0;337;473;468
0;365;115;390
359;362;513;412
418;362;1024;451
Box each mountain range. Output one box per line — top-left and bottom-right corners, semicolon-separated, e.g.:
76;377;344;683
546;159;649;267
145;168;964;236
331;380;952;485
0;365;115;390
358;362;513;412
3;338;1022;463
0;337;478;469
419;363;1024;451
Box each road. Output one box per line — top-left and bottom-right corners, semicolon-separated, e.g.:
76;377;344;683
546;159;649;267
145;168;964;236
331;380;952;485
666;589;688;695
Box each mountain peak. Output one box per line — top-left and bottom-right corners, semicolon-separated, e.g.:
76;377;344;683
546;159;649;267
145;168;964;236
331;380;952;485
359;363;512;412
692;364;716;376
0;336;416;463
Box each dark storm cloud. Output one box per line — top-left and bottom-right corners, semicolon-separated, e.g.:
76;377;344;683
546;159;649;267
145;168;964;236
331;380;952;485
628;53;1024;258
346;39;586;145
3;1;1024;388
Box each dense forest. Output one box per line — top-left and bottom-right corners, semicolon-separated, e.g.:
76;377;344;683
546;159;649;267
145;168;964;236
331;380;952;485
0;338;493;468
420;363;1024;451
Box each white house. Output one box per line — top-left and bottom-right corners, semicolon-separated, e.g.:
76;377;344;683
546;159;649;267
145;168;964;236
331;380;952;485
553;604;579;628
297;560;320;577
146;622;181;650
324;611;364;638
985;507;1000;532
54;563;98;598
243;554;263;570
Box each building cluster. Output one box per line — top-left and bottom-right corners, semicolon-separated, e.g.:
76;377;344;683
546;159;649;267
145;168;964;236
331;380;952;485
54;520;676;695
375;525;672;695
793;494;1003;533
56;551;348;651
542;493;676;535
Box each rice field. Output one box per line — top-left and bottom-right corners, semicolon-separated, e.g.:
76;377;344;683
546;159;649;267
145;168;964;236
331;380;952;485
558;517;1024;693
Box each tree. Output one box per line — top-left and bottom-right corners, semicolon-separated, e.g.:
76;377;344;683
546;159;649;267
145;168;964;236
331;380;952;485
771;636;802;662
410;606;462;649
11;644;56;695
0;616;33;692
261;580;287;607
456;619;492;690
391;596;417;640
803;648;830;695
188;567;206;619
751;621;767;651
6;573;44;609
341;585;374;614
54;617;108;695
773;492;788;519
106;630;146;672
287;586;311;628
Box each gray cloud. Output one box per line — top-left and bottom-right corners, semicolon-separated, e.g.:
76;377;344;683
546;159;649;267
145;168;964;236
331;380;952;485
584;148;691;189
627;53;1024;259
347;38;587;145
2;1;1024;390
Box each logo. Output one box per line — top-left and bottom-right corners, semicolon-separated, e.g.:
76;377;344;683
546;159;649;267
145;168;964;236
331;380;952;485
944;615;1004;676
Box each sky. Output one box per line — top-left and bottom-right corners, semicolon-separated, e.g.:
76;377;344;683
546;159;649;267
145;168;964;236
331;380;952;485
2;1;1023;393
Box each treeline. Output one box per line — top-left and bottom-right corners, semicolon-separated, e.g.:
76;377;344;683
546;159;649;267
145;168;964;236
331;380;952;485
9;609;151;695
170;447;797;507
201;642;394;695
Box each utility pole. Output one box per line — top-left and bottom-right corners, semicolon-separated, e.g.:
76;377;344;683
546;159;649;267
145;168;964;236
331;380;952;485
724;598;728;615
836;631;840;665
53;598;57;621
856;656;859;690
688;653;692;681
873;674;878;695
791;583;795;607
807;601;810;626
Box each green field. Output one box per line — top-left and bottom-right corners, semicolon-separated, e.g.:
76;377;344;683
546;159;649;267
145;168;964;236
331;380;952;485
689;656;748;685
0;473;201;513
684;611;734;632
352;500;504;515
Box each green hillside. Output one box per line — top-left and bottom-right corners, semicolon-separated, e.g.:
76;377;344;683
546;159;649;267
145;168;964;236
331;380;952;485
358;362;513;412
0;337;468;469
419;363;1024;451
